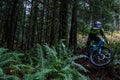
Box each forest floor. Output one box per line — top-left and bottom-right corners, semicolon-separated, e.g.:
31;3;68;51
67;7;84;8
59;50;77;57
75;48;120;80
76;31;120;80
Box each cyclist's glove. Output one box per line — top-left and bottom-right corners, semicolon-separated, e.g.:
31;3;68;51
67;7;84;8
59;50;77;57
106;40;109;44
105;38;109;44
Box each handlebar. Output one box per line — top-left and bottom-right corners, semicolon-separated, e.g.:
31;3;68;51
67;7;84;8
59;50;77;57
102;37;109;44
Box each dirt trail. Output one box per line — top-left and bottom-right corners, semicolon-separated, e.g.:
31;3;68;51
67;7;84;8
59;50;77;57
74;48;120;80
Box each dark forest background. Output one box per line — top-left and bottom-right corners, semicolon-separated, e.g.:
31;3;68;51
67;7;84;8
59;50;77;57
0;0;119;50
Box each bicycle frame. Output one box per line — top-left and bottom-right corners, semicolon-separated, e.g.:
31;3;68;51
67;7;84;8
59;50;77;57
89;37;113;66
91;38;105;52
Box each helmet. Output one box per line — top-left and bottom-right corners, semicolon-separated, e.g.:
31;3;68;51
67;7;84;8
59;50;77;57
94;21;102;28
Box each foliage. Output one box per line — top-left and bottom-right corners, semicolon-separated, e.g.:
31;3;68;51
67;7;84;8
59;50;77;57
77;20;90;35
78;0;120;32
107;40;120;79
107;41;120;65
0;43;90;80
104;22;114;31
33;44;90;80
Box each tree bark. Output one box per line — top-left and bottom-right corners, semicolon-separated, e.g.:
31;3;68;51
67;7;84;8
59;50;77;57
69;0;78;49
5;0;19;50
59;0;68;44
50;0;59;46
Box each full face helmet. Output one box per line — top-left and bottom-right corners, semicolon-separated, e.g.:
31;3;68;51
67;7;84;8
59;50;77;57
94;21;102;28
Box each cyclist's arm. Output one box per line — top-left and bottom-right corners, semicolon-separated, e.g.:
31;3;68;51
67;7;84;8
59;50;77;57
100;29;105;37
100;29;109;44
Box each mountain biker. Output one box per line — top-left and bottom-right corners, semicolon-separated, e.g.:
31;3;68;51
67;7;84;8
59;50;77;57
86;21;107;47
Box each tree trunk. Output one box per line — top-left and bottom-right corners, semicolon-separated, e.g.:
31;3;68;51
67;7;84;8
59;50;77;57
59;0;68;44
26;0;39;49
50;0;59;46
69;0;78;49
6;0;19;50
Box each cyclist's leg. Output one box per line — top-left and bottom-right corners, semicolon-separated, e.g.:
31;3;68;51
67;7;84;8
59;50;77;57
86;36;93;53
93;36;100;44
87;35;92;47
92;36;101;53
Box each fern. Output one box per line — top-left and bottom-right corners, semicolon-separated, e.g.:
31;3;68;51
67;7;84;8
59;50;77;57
0;75;21;80
0;44;90;80
0;68;4;76
0;48;8;54
33;44;89;80
36;44;44;68
23;74;35;80
11;64;34;73
34;68;53;80
0;52;24;67
44;45;58;62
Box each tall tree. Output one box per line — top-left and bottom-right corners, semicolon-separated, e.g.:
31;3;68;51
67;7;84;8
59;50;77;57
69;0;78;49
29;0;39;48
24;0;39;49
1;0;20;49
59;0;68;44
50;0;59;46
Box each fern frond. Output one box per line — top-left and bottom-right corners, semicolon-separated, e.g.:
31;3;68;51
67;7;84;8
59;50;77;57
34;68;53;80
0;48;8;54
44;45;58;62
0;75;21;80
23;74;34;80
36;44;44;68
0;68;4;76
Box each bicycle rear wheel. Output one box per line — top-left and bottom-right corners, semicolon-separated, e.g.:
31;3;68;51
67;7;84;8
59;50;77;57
90;47;113;67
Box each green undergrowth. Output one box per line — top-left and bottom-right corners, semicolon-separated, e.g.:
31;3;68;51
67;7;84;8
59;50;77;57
0;43;90;80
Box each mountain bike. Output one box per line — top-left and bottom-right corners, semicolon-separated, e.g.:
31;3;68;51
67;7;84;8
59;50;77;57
74;38;114;67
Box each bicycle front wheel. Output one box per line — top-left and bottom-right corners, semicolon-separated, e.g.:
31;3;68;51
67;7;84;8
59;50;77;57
90;47;113;67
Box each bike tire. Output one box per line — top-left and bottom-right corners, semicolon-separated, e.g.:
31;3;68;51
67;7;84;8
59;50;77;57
90;47;113;67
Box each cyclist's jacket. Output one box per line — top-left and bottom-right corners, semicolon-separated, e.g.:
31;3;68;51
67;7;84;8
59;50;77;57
87;27;105;46
89;28;105;37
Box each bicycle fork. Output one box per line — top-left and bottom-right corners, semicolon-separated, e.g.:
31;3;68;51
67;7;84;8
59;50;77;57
98;47;105;60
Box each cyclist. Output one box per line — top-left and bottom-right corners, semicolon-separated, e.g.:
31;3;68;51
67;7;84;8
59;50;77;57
86;21;107;47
